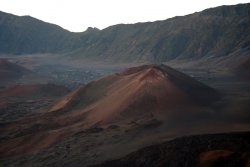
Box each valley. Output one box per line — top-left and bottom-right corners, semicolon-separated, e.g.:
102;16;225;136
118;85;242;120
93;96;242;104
0;62;249;166
0;3;249;167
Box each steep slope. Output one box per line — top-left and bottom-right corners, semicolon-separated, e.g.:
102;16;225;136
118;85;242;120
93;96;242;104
0;3;249;66
70;3;250;63
0;11;80;54
49;64;220;127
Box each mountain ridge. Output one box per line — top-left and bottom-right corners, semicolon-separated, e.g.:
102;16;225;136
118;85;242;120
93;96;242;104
0;3;249;65
0;10;81;54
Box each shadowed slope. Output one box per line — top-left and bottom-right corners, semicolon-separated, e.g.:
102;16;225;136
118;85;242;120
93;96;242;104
0;11;80;54
69;3;250;64
0;4;249;66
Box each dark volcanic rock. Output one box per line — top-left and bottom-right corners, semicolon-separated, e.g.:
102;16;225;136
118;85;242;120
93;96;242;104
93;132;250;167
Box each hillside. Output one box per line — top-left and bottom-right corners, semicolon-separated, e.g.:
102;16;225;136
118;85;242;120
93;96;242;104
0;65;249;167
0;64;220;157
71;3;250;63
48;64;220;127
0;11;81;54
0;4;249;66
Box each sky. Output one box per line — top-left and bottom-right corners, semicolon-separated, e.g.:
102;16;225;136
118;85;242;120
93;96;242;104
0;0;249;32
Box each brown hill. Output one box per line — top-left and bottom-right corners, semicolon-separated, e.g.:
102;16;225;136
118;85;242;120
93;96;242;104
0;64;220;158
49;64;220;127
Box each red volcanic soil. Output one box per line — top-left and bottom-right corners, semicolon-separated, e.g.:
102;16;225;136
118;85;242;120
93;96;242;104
49;64;219;127
0;64;220;157
199;149;234;163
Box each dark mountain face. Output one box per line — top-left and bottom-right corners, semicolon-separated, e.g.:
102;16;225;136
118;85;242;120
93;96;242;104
73;3;250;63
0;3;249;64
0;11;81;54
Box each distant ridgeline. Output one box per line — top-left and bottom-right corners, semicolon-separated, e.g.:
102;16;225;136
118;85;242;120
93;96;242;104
0;3;249;62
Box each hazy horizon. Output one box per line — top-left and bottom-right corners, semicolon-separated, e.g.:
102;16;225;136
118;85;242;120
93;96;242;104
1;0;249;32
